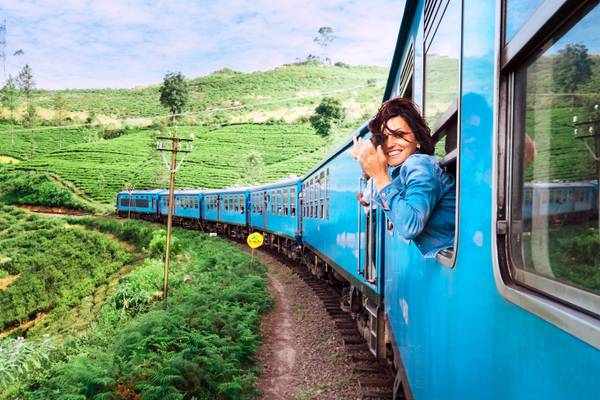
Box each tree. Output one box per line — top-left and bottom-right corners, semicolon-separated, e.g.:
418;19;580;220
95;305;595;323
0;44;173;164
16;64;35;102
53;93;67;125
309;97;345;137
159;72;189;124
241;150;265;184
553;43;593;94
314;27;336;65
1;75;19;122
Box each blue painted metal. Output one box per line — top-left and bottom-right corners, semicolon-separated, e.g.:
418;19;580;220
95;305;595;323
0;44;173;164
382;1;600;399
201;187;250;226
249;178;302;241
116;189;164;215
301;125;382;301
158;190;202;220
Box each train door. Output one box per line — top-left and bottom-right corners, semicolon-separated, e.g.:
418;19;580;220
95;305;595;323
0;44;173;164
357;176;377;282
365;179;378;283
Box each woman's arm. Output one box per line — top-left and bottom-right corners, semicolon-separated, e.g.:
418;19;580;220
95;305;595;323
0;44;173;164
375;158;438;240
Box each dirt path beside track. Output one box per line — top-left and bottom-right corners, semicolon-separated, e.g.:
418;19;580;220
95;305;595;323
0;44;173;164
250;249;361;400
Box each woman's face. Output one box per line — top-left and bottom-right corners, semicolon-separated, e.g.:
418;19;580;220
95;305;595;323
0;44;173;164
381;115;418;167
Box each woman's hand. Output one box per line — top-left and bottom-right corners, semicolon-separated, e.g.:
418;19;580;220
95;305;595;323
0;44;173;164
351;136;392;190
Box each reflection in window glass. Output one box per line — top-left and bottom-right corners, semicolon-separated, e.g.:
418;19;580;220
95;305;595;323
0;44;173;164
424;0;460;128
511;4;600;298
506;0;545;43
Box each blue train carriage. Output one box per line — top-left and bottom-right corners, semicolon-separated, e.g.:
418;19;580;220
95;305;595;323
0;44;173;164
380;1;600;399
115;189;164;220
248;177;302;257
158;190;203;228
201;187;250;238
522;182;598;226
300;122;389;353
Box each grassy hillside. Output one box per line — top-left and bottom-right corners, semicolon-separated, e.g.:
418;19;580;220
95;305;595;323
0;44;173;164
5;63;387;124
0;205;135;332
0;62;386;205
4;123;329;204
1;218;270;399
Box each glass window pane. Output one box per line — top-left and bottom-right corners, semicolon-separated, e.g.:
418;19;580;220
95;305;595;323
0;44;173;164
511;4;600;298
424;0;460;128
506;0;545;43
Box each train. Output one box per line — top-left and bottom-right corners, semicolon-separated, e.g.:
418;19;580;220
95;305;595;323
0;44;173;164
117;0;600;398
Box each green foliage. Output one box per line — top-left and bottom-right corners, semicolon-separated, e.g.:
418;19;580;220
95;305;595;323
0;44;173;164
553;43;593;94
0;171;90;210
108;259;163;316
23;104;37;128
0;335;56;390
52;94;67;125
148;229;183;260
0;205;133;331
1;76;19;122
564;228;600;266
8;227;271;400
309;97;345;136
239;150;265;184
68;217;155;249
159;72;190;120
16;65;35;101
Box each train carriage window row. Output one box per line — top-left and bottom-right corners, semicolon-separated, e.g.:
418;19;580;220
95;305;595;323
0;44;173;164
120;197;150;208
501;1;600;315
302;169;330;220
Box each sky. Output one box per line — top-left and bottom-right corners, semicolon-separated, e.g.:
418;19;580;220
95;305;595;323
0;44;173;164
0;0;405;90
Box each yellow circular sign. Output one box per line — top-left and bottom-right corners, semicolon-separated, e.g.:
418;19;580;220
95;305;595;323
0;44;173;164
247;232;264;249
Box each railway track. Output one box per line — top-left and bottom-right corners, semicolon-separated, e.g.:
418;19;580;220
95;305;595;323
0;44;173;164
263;248;400;400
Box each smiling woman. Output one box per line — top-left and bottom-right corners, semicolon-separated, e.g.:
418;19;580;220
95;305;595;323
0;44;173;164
352;97;456;258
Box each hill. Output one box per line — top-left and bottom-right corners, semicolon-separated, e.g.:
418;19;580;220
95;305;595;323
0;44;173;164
4;123;329;204
0;63;387;205
3;63;387;126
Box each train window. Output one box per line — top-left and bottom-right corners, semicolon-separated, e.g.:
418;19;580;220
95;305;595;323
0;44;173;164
505;2;600;314
424;0;461;159
319;172;325;219
283;189;288;216
505;0;545;43
291;188;296;217
240;194;245;213
278;190;282;215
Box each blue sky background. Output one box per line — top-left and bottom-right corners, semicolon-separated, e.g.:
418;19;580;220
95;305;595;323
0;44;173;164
0;0;405;89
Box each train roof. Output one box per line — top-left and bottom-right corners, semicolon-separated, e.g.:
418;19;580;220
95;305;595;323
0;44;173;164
201;186;252;195
158;190;204;196
250;177;301;192
117;189;167;195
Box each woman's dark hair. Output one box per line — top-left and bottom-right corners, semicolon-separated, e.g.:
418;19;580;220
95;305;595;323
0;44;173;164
368;97;434;155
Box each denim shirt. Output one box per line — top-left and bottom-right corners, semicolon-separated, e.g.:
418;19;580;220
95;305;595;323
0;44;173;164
374;153;456;258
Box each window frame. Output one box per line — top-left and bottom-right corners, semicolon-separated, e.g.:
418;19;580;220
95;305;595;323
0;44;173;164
421;0;463;268
495;0;600;349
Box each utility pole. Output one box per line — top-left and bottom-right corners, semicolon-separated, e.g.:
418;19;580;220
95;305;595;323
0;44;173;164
156;126;193;302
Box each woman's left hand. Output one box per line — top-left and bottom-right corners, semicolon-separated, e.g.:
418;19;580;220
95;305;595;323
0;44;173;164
351;137;389;185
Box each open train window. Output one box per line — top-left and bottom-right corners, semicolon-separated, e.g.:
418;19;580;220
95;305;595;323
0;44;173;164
422;0;461;265
498;0;600;343
291;188;296;217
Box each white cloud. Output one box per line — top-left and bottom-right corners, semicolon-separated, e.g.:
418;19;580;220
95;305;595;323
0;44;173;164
0;0;403;89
